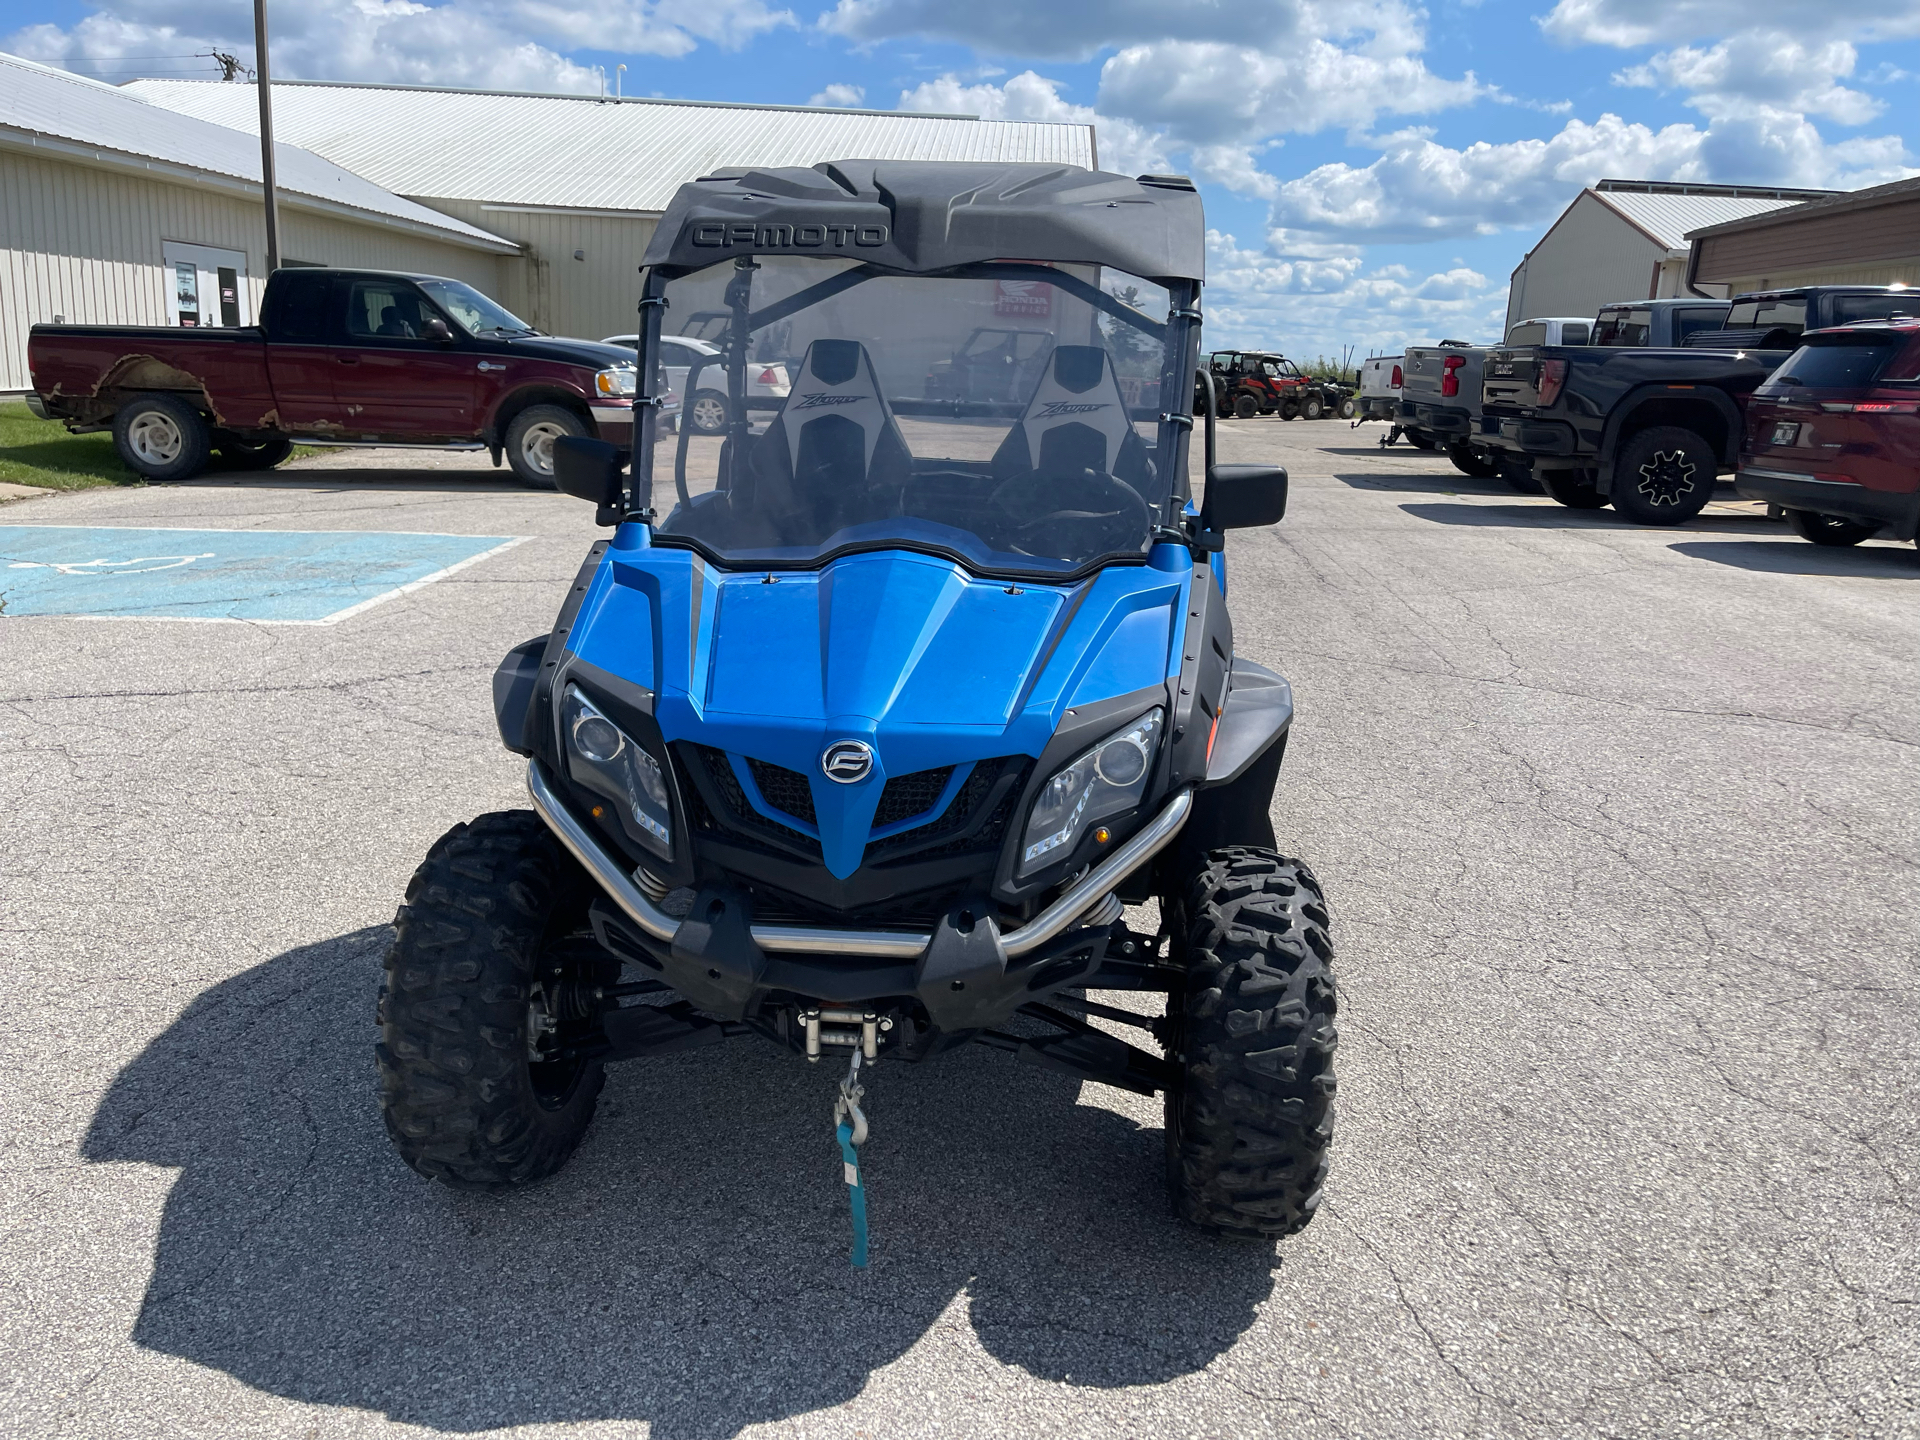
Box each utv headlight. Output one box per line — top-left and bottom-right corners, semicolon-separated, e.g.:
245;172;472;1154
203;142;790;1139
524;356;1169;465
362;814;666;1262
595;366;637;397
562;685;671;858
1017;708;1163;877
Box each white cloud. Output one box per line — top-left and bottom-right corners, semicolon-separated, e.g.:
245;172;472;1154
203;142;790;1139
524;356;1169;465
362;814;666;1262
6;0;794;91
1264;110;1915;245
825;0;1314;62
897;71;1173;176
1614;32;1882;124
1094;37;1488;145
1203;230;1507;355
808;82;866;106
1540;0;1920;47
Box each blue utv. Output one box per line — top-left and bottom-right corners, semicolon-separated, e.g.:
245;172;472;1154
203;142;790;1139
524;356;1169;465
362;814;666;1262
377;161;1338;1239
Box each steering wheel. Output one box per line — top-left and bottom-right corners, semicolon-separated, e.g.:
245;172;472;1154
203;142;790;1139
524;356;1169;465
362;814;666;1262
987;466;1152;560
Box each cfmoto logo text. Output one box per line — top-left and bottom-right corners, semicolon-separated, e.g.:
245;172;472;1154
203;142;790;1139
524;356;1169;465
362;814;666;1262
691;222;890;249
821;739;874;784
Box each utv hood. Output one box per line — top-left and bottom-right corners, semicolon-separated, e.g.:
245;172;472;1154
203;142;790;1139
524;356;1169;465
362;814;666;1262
564;541;1192;877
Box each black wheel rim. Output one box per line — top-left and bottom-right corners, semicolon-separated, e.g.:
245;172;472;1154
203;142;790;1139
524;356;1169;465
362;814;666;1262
1635;449;1699;506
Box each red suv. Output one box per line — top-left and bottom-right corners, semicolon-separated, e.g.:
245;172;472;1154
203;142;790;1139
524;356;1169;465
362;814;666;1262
1737;318;1920;547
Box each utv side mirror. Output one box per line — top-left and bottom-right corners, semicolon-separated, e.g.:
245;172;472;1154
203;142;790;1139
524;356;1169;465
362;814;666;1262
553;435;623;508
1203;463;1288;529
421;318;454;344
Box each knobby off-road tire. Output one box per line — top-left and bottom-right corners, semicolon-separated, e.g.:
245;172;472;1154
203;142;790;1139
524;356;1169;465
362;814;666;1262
1499;457;1543;494
1785;508;1880;546
1448;442;1501;479
1165;848;1337;1238
377;810;615;1190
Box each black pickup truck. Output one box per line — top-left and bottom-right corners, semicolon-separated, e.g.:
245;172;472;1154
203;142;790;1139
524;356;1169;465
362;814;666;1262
1480;286;1916;524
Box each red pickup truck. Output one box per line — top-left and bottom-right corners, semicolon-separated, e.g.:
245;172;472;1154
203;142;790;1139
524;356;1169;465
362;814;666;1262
25;268;645;487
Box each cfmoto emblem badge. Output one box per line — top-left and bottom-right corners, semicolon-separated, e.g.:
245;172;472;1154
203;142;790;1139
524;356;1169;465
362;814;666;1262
821;739;874;784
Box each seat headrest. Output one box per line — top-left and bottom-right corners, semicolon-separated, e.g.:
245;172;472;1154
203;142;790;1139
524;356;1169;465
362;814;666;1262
773;339;898;476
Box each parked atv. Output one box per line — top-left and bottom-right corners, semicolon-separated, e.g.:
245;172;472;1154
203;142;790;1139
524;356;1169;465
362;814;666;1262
377;162;1337;1243
1196;351;1350;421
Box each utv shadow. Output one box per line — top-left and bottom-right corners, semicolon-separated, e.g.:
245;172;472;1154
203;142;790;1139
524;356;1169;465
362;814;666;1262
85;927;1280;1437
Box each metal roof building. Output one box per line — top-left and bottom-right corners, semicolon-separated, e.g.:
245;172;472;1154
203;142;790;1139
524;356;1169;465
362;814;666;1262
127;78;1099;341
1;52;523;390
1505;179;1837;334
1686;175;1920;295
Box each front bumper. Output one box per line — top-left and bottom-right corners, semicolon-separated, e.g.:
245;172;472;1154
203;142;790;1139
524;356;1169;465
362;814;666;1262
526;759;1192;1028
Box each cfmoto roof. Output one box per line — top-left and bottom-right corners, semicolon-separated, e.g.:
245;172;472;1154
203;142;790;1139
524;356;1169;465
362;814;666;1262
644;163;1206;283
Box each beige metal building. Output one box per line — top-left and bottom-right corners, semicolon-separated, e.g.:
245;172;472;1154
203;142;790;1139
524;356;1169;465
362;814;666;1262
0;52;520;393
1504;180;1835;333
126;78;1098;344
1686;177;1920;294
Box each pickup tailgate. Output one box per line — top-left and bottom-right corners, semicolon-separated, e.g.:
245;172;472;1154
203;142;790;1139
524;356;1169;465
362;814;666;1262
1402;347;1472;403
1482;347;1541;408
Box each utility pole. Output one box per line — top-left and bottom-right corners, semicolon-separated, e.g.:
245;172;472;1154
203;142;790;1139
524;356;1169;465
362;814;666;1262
252;0;281;273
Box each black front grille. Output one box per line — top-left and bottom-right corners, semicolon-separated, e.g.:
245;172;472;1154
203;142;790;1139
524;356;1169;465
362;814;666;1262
873;765;954;828
677;744;821;858
746;757;816;824
865;756;1030;865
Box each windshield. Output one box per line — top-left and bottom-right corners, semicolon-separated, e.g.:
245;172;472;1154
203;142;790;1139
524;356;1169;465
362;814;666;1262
641;258;1183;578
417;279;536;337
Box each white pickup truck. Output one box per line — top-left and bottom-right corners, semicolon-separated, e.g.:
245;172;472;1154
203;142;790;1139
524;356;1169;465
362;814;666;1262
1357;355;1403;425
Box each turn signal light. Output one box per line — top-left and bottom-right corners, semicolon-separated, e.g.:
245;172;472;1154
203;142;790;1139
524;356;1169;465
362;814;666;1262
1440;354;1466;397
1390;364;1403;388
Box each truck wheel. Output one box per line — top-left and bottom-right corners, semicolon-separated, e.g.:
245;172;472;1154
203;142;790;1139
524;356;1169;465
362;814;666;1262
1164;848;1337;1238
1784;509;1880;546
112;393;211;482
1233;394;1260;420
377;810;614;1191
1540;467;1607;509
1403;429;1437;450
1499;458;1543;494
1447;442;1501;479
688;389;732;435
214;434;293;471
1336;396;1358;420
1612;427;1716;525
505;404;586;489
1302;395;1324;420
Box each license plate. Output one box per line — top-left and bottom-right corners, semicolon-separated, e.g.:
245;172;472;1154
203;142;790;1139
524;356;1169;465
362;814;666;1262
1771;421;1800;445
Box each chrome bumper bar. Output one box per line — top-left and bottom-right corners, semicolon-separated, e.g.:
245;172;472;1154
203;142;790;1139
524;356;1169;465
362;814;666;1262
525;759;1191;962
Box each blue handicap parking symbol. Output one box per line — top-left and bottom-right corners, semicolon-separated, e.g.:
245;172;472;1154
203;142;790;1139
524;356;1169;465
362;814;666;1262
0;526;525;624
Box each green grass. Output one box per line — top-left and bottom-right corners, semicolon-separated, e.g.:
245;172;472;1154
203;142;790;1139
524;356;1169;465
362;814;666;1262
0;400;142;491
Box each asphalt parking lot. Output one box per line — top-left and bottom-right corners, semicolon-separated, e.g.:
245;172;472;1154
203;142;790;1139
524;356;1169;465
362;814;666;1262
2;422;1914;1440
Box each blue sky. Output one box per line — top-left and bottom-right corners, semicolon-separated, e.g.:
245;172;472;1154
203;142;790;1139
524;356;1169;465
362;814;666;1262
6;0;1917;357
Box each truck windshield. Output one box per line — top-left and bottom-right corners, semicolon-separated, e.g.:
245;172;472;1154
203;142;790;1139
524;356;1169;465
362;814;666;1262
417;279;536;337
642;257;1181;579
